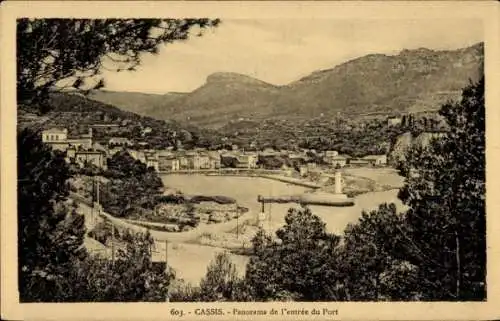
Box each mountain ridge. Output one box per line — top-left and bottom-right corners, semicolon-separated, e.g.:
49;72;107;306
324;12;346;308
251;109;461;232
89;42;483;128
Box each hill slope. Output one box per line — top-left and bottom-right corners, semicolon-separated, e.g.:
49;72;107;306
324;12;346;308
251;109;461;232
18;93;203;149
90;43;483;128
87;90;186;117
160;72;280;127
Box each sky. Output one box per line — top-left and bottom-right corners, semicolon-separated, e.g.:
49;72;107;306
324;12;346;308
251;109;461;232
100;19;483;94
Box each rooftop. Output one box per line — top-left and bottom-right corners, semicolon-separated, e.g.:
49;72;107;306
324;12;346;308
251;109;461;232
109;137;131;142
362;155;386;160
43;128;67;134
76;149;105;155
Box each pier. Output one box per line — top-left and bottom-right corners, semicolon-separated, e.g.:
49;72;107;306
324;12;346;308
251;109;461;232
257;171;354;207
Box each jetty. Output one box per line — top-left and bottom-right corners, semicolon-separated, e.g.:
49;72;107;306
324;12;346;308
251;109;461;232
257;171;355;207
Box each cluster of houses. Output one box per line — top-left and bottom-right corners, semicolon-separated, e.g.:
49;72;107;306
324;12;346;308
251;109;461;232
41;127;108;169
320;150;387;168
41;127;388;173
117;149;261;172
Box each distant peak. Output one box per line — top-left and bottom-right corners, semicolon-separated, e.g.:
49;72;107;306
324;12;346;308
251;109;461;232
207;72;252;81
205;72;274;86
400;47;435;55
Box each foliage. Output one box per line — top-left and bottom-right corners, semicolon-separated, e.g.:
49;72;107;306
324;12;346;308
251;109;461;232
155;194;186;204
189;195;236;205
99;151;164;217
169;252;253;302
17;128;87;302
105;150;152;179
220;155;239;168
24;229;174;302
397;77;486;300
60;231;173;302
257;155;285;169
245;207;343;301
338;203;421;301
17;18;220;110
87;220;122;244
198;252;246;301
169;279;202;302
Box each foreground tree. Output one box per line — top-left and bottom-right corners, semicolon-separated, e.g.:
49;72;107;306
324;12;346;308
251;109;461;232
398;77;485;300
17;128;86;302
61;230;173;302
246;207;343;301
199;252;251;301
17;17;220;302
338;203;421;301
100;151;164;216
17;18;220;111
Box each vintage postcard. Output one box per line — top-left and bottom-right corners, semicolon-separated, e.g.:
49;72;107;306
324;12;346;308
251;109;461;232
1;1;499;320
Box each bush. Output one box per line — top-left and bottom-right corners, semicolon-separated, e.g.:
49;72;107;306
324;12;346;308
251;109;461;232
189;195;236;204
88;221;121;244
155;194;186;204
169;279;201;302
245;208;343;301
199;252;248;301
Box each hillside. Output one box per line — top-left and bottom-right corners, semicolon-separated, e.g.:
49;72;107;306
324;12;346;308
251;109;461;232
89;43;483;128
388;131;447;165
88;90;186;117
18;93;203;150
279;46;481;116
154;72;281;127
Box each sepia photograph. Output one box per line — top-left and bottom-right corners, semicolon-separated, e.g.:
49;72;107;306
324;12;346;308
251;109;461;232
1;1;499;320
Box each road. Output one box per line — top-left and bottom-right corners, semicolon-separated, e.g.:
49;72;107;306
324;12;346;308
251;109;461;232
74;199;251;284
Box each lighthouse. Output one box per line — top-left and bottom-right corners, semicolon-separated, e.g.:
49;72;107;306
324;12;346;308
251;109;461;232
255;171;355;209
334;171;348;198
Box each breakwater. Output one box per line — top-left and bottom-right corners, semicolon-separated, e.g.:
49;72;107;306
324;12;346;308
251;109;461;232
161;169;321;189
257;193;355;207
258;174;321;189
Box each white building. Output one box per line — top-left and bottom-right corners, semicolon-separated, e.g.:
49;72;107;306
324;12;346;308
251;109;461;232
146;156;159;172
42;128;68;143
387;116;403;126
362;155;388;166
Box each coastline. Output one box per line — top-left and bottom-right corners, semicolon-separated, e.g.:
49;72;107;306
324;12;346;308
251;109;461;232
75;168;403;250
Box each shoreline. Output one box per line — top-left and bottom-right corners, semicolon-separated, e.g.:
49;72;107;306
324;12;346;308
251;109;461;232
74;168;404;250
163;171;322;189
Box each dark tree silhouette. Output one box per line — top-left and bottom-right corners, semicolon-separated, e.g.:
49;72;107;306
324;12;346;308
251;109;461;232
16;18;219;301
398;77;485;300
246;208;343;301
17;128;86;301
17;18;220;111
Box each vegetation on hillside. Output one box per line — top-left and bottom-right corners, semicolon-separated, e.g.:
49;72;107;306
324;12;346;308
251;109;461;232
396;77;485;299
212;112;446;158
18;92;205;150
17;128;85;301
97;151;164;217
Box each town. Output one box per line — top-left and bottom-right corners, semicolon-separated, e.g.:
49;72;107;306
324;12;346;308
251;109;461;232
41;125;389;175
